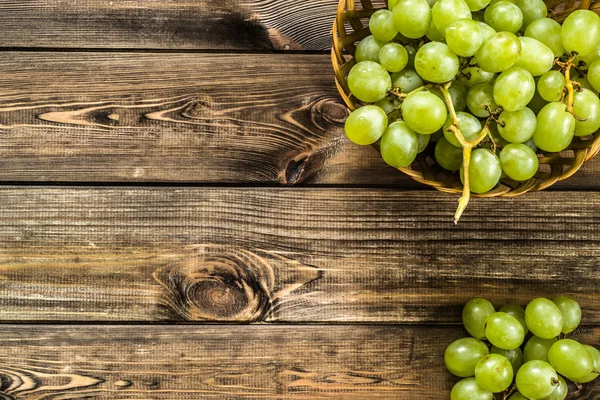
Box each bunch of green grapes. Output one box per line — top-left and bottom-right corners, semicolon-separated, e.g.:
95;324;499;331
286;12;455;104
446;296;599;399
344;0;600;201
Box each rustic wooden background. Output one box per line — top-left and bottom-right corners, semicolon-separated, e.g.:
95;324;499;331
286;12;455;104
0;0;599;399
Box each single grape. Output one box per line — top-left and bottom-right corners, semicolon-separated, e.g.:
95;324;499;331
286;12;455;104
369;10;398;42
391;69;424;93
561;10;600;56
435;137;464;170
443;111;482;147
491;346;523;372
525;18;565;57
484;1;523;33
499;304;528;335
448;80;468;111
577;42;600;66
500;143;539;181
493;67;535;112
462;298;495;339
392;0;432;39
552;295;581;334
380;121;419;168
401;91;447;134
417;133;430;153
588;59;600;93
523;137;538;152
474;354;513;393
537;70;566;102
515;0;547;28
458;66;495;88
445;337;490;377
415;42;460;83
375;97;398;114
528;87;549;113
533;102;576;153
573;89;600;136
446;19;483;57
478;21;496;41
426;20;446;42
461;148;502;193
467;83;498;117
525;298;564;339
348;61;392;103
355;35;386;63
485;312;525;350
514;37;554;77
547;375;568;400
344;106;388;145
508;394;527;400
451;377;494;400
498;107;537;143
464;0;490;11
576;345;600;383
379;43;409;73
516;360;559;400
578;75;600;95
523;336;557;363
475;32;521;73
549;339;595;381
404;45;417;68
432;0;472;36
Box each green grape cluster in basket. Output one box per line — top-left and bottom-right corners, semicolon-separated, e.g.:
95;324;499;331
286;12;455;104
343;0;600;221
446;296;599;399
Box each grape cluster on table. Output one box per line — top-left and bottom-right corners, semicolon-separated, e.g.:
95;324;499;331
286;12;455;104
344;0;600;196
446;296;599;399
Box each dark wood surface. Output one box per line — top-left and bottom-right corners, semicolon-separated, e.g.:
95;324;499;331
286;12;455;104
0;1;598;399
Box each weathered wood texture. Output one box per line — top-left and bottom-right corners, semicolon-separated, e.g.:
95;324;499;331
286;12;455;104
0;51;599;188
1;187;599;323
0;324;596;399
0;0;341;50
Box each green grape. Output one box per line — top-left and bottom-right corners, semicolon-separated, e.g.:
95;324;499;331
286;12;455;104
523;137;538;152
489;121;510;147
577;75;600;95
380;121;419;168
355;35;386;63
461;148;502;193
432;0;472;36
573;88;600;136
458;66;495;88
515;0;547;28
514;37;554;77
348;61;392;103
525;18;565;58
417;133;430;153
498;107;537;143
484;1;523;33
445;337;490;377
369;10;398;42
391;69;424;93
435;137;463;170
451;377;494;400
463;298;495;339
523;336;557;363
478;21;496;41
464;0;491;11
537;70;566;102
552;295;581;334
467;83;498;117
448;80;468;111
431;129;444;142
415;42;460;83
499;304;528;335
401;91;447;134
474;354;513;393
404;45;417;69
443;111;482;147
546;376;568;400
379;43;409;72
426;20;446;42
446;19;483;57
527;87;549;113
588;59;600;92
375;97;398;114
485;312;525;350
577;42;600;66
388;0;400;10
472;10;486;21
525;297;564;339
393;0;432;39
576;345;600;383
549;339;595;381
493;67;535;112
475;32;521;73
344;106;388;145
561;10;600;56
500;143;539;181
491;346;523;372
516;360;559;400
533;102;576;152
508;394;527;400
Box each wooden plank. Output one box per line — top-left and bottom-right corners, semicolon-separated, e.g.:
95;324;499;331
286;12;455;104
1;187;600;323
0;51;599;188
0;0;342;50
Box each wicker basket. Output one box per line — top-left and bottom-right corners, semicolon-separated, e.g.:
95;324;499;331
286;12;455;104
332;0;600;196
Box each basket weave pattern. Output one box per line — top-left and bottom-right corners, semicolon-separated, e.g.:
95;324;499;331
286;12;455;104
332;0;600;196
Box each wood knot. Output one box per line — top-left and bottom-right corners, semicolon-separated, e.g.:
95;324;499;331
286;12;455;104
317;99;349;126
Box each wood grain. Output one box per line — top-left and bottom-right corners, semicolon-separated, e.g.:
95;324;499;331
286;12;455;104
0;0;341;51
1;187;600;323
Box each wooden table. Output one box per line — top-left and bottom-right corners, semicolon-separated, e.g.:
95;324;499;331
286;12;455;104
0;1;598;399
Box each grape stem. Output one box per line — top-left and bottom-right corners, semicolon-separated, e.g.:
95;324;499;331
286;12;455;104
439;83;490;223
559;54;587;121
389;84;432;101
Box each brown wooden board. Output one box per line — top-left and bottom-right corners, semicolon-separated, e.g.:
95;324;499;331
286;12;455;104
0;187;599;323
0;324;597;399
